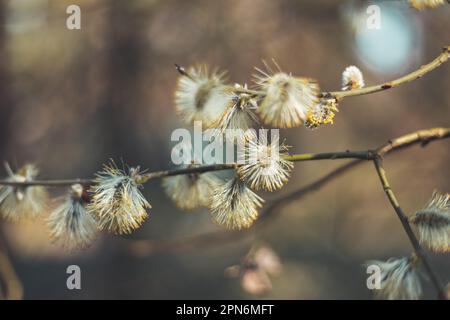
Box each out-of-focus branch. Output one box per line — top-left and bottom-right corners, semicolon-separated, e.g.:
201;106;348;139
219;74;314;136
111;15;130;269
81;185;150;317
372;156;445;299
129;127;450;256
322;45;450;99
0;230;23;300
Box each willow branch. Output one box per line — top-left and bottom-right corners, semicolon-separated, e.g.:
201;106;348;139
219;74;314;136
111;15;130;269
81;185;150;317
219;45;450;101
129;127;450;256
372;156;445;299
0;151;374;187
2;127;448;188
321;45;450;99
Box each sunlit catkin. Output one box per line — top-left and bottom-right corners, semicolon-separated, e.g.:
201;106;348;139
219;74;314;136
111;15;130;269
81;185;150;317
210;177;264;230
237;139;293;192
175;65;231;128
341;66;365;90
87;162;151;235
254;63;319;128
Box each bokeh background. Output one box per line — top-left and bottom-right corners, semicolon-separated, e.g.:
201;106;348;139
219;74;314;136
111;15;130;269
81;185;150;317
0;0;449;299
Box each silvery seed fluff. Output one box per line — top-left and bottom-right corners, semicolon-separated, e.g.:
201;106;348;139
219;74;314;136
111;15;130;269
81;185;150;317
254;62;319;128
237;138;293;192
47;184;98;249
162;172;221;210
410;191;450;253
342;65;365;90
366;256;422;300
210;177;264;230
87;162;151;235
175;65;231;128
408;0;446;10
0;163;48;221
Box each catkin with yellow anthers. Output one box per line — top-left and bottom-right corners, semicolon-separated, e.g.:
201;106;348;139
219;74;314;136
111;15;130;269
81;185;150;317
254;66;319;128
305;98;339;129
365;256;422;300
87;163;151;235
410;191;450;253
47;184;98;250
175;65;232;128
408;0;446;10
0;164;48;221
162;172;221;210
237;139;293;192
210;177;264;230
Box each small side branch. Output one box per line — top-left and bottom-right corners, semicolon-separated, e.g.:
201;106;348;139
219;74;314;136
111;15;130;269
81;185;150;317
372;156;445;299
322;45;450;99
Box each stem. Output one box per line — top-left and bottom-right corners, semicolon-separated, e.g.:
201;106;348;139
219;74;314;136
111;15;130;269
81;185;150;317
0;127;448;187
372;156;445;299
0;151;375;187
285;151;373;162
321;45;450;99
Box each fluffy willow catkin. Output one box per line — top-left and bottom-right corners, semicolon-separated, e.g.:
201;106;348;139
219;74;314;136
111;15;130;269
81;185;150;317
365;256;422;300
237;138;293;192
47;184;98;249
174;65;231;128
212;83;259;144
210;176;264;230
253;62;320;128
341;65;365;90
0;164;48;221
410;191;450;253
87;162;151;235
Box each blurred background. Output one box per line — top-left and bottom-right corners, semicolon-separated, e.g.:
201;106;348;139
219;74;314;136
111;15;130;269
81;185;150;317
0;0;449;299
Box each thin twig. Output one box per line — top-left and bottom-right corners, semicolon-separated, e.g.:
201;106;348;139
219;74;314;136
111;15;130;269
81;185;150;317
0;152;371;187
1;128;448;187
372;156;445;299
322;45;450;99
216;45;450;101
